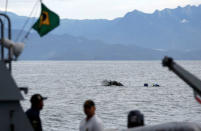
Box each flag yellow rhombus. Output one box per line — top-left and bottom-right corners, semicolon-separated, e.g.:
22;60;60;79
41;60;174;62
40;11;50;26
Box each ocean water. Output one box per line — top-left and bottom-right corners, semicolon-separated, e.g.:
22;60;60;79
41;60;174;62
12;61;201;131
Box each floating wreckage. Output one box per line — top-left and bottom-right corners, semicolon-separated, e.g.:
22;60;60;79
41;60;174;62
102;80;124;86
144;83;160;87
144;83;149;87
152;84;160;87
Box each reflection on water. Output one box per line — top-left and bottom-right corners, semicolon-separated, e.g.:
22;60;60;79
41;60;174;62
12;61;201;131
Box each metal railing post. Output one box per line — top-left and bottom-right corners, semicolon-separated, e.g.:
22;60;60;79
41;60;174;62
0;18;4;61
0;13;12;72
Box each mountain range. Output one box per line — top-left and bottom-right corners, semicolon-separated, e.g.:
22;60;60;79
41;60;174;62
1;4;201;60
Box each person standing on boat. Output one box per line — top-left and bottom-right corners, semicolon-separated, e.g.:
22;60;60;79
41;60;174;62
79;100;104;131
26;94;47;131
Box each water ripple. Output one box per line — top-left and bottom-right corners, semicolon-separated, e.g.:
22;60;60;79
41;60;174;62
13;61;201;131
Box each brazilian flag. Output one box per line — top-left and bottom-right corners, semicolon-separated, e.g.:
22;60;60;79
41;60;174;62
32;3;60;37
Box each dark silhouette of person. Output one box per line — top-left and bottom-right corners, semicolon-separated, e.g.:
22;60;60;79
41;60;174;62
127;110;144;128
26;94;47;131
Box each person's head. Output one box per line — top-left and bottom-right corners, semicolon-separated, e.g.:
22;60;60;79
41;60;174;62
30;94;47;110
127;110;144;128
83;100;96;118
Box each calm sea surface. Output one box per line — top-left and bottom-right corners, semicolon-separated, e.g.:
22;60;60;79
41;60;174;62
12;61;201;131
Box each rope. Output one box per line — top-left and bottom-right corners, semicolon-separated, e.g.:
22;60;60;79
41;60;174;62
5;0;8;13
21;1;41;42
15;0;40;42
21;27;31;42
3;0;8;23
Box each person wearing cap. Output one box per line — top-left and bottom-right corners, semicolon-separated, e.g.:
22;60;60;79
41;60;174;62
127;110;144;128
79;99;104;131
26;94;47;131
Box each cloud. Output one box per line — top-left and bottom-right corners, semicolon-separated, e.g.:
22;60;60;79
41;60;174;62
180;18;189;23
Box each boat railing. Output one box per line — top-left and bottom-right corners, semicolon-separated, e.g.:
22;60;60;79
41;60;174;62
104;122;201;131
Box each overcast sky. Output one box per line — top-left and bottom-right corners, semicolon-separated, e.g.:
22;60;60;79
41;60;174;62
0;0;201;20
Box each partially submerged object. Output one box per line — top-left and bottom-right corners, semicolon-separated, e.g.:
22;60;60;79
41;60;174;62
144;83;148;87
152;84;160;87
102;80;124;86
144;83;160;87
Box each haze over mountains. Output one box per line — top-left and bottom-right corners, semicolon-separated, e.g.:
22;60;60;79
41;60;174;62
2;5;201;60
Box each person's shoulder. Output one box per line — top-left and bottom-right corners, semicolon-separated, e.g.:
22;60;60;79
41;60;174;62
26;108;39;117
93;115;103;124
26;108;32;115
80;118;86;126
92;115;104;130
79;118;87;130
